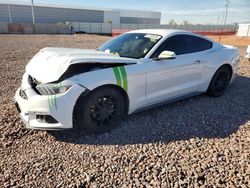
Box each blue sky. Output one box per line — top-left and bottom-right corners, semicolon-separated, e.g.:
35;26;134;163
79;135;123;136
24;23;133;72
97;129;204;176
4;0;250;24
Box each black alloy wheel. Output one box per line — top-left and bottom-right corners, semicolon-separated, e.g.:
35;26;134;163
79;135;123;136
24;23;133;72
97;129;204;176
207;66;231;97
90;95;118;127
73;86;126;133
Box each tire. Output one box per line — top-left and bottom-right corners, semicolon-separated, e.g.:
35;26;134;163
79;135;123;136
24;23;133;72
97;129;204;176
207;66;232;97
73;86;126;133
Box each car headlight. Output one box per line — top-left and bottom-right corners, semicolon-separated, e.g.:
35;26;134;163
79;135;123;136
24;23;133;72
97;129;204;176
36;83;72;95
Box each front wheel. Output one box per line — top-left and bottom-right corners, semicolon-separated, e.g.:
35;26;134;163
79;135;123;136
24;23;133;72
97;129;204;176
73;87;126;133
207;66;232;97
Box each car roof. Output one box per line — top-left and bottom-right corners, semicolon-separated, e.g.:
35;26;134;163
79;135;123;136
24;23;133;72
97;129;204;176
127;29;218;45
127;29;192;37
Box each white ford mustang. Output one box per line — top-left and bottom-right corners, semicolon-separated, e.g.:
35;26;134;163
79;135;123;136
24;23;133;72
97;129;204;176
14;29;240;133
246;45;250;60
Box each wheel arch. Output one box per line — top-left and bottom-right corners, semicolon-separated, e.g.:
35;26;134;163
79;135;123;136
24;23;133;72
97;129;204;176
75;84;130;115
206;63;233;97
95;84;130;115
220;63;233;79
206;63;233;89
209;63;233;87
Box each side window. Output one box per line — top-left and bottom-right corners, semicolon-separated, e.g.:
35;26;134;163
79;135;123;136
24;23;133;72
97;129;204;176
152;35;187;57
190;35;213;52
151;35;213;58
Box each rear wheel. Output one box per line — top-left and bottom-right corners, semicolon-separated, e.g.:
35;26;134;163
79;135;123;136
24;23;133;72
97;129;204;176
207;66;232;97
73;87;126;133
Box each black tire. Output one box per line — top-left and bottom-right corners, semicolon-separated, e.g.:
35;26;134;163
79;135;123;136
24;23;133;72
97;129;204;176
207;66;232;97
73;86;126;133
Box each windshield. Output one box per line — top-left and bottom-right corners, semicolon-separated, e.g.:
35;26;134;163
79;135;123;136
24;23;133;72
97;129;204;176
98;33;162;59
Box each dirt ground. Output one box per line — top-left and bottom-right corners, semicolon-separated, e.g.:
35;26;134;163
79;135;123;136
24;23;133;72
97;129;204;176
208;35;250;46
0;34;249;187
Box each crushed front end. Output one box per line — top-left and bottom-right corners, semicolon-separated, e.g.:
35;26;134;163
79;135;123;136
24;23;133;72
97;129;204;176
14;73;86;129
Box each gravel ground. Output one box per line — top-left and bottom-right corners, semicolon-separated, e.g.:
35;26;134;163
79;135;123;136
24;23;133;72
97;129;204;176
0;34;250;188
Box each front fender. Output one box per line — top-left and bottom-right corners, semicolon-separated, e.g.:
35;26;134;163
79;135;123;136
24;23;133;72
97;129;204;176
68;64;147;114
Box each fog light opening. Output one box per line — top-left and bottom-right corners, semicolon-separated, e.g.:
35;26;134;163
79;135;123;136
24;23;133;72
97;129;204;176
36;114;58;124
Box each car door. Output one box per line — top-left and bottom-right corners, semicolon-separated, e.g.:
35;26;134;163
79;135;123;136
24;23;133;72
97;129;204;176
145;34;212;105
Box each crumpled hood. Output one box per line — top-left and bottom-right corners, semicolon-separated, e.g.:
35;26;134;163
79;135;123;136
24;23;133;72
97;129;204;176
26;47;137;83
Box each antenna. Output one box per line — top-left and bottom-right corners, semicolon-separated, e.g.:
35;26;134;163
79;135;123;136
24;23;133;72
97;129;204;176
219;0;230;43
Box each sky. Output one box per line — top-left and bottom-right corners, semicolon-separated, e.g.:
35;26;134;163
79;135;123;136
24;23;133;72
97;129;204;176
3;0;250;24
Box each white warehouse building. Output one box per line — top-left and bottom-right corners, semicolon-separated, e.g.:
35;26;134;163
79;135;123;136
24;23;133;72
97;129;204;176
237;23;250;37
0;1;161;25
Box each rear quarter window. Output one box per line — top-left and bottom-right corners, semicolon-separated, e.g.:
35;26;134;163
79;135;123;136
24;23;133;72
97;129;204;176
190;35;213;52
151;34;213;57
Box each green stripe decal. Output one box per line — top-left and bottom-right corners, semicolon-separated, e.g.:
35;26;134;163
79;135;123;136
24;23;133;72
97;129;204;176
113;66;128;92
113;67;122;87
48;95;52;111
48;95;57;111
53;95;57;110
119;66;128;92
51;95;54;110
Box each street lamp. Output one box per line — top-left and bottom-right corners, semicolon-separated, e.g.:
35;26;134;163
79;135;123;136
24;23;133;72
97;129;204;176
223;0;230;26
31;0;35;24
7;4;12;23
219;0;230;43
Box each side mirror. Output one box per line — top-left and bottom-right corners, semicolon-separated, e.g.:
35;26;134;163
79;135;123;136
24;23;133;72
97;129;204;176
155;51;176;61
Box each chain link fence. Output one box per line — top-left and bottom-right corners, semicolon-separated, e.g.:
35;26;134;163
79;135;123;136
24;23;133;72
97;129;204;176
69;22;237;36
0;21;237;35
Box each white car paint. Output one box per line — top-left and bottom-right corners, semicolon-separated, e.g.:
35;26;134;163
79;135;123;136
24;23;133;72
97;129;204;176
246;45;250;60
14;29;240;130
26;47;137;83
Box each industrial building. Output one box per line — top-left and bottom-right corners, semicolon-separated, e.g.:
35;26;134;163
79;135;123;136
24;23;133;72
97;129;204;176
237;23;250;37
0;1;161;25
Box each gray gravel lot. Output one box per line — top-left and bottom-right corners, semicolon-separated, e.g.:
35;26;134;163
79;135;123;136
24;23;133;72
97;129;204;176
0;34;249;187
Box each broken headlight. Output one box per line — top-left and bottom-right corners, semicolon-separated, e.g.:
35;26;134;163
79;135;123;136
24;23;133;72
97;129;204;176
36;83;72;95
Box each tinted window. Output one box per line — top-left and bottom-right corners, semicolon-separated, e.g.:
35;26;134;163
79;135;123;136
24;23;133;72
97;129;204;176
151;34;213;58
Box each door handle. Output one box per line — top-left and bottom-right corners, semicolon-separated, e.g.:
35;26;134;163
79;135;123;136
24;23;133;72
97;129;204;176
193;60;201;64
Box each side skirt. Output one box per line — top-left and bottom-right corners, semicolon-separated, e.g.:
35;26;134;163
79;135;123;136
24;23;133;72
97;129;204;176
133;92;204;114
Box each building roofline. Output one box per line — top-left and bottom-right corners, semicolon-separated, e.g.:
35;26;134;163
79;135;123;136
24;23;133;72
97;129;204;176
238;23;250;25
0;0;161;15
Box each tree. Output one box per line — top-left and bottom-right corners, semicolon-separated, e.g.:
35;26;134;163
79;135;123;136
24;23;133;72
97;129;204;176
182;20;191;26
168;19;177;26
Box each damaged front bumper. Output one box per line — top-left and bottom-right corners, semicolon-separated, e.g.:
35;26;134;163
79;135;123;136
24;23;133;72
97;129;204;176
14;74;86;130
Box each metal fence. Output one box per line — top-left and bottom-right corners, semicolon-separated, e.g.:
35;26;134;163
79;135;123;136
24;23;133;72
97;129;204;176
0;22;238;35
0;23;72;34
69;22;112;34
69;22;237;35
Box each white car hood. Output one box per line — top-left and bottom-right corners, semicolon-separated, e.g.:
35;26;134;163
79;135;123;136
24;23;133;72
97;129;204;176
26;47;137;83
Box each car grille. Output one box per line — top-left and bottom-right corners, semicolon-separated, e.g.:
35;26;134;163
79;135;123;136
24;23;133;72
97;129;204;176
19;89;28;100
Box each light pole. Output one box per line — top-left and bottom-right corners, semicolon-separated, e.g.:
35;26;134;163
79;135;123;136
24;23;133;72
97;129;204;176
31;0;35;24
8;4;12;23
223;0;230;26
219;0;230;43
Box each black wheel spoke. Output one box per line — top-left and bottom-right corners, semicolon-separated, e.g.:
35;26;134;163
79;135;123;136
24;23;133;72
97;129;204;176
90;95;119;127
99;116;105;126
74;87;125;133
94;101;102;110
